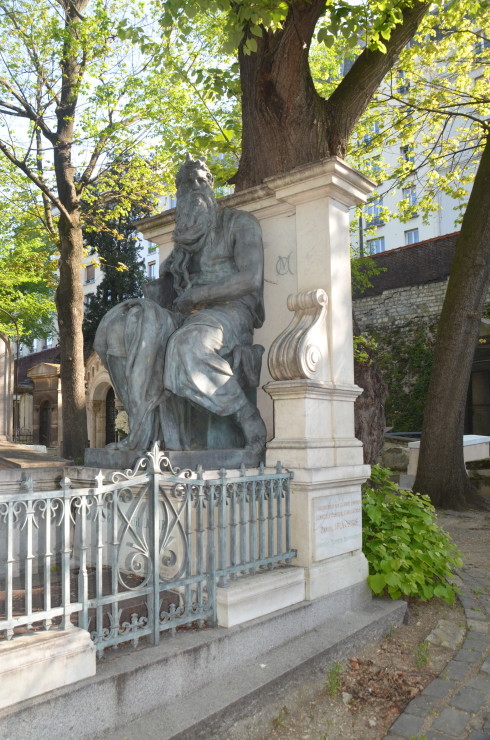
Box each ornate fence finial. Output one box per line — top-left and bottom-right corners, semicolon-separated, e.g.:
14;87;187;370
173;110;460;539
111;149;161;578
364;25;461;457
268;289;329;381
20;473;34;492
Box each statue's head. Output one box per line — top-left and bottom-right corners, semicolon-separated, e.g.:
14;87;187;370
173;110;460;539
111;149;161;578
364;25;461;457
174;155;218;244
175;154;214;194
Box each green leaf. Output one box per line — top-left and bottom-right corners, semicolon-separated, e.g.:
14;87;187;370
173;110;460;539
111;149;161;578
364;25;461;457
367;573;387;594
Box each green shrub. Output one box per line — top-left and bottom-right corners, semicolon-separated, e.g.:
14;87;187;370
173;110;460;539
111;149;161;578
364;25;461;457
362;466;462;603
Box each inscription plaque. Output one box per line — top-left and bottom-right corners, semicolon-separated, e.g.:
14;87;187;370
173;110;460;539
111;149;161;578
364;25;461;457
313;493;362;561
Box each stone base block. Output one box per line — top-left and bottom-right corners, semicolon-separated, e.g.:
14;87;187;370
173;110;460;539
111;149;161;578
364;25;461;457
407;434;490;476
0;628;96;710
84;447;264;472
217;567;305;628
305;550;369;601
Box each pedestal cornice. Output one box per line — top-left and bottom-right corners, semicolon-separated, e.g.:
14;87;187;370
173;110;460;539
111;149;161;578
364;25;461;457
264;379;363;402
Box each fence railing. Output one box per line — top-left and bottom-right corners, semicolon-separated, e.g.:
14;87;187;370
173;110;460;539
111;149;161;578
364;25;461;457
0;443;295;655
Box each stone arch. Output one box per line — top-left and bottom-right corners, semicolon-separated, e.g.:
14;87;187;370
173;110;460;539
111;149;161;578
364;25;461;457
85;351;120;448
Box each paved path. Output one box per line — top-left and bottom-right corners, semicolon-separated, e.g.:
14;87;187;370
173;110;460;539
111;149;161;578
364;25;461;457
384;555;490;740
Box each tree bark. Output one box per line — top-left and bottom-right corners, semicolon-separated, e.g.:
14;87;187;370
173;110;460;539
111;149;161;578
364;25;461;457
414;134;490;508
353;315;388;464
233;0;430;191
55;215;87;460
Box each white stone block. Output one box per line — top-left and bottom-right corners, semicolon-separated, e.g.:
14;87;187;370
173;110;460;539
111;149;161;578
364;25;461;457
217;567;305;628
304;551;369;601
0;628;96;710
407;435;490;476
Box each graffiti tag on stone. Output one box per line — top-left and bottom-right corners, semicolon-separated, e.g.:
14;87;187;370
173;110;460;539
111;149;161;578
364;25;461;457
276;252;294;276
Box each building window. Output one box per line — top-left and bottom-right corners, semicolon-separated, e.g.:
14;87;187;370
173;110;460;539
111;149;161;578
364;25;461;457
43;335;53;350
363;120;380;144
401;145;415;164
85;263;96;283
402;185;418;209
475;37;490;56
396;71;410;94
370;156;382;176
405;228;419;245
148;261;156;280
367;236;385;254
366;196;384;226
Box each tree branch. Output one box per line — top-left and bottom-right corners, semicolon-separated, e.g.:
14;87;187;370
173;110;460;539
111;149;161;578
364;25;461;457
0;140;73;224
76;114;142;193
0;77;56;142
0;1;61;107
325;0;431;153
36;86;57;239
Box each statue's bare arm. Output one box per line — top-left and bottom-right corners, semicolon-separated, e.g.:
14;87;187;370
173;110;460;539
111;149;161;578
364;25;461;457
173;216;263;313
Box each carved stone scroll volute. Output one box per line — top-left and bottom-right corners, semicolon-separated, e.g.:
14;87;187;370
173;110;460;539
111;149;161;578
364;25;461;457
268;289;329;381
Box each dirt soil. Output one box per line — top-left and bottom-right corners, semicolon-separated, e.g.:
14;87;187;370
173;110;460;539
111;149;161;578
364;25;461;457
226;509;489;740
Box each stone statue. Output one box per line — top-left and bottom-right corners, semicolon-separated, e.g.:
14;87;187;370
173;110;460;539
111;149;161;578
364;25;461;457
93;155;267;455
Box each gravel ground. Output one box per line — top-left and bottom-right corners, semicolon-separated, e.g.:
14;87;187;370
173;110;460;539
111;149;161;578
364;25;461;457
224;509;490;740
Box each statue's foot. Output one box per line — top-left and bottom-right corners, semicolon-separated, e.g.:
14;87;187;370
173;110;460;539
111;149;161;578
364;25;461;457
233;401;267;453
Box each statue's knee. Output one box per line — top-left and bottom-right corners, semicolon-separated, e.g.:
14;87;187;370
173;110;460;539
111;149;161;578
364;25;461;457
168;324;208;360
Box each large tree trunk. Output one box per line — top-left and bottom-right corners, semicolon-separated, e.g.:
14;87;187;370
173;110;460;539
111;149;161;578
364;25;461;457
55;215;88;461
414;134;490;508
233;0;429;191
52;0;89;461
234;0;328;190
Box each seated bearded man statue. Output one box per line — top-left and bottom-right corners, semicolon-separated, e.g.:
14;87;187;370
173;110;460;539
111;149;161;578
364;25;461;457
93;155;267;455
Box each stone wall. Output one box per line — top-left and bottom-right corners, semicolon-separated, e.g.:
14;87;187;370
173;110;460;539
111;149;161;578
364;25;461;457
353;232;459;331
352;232;490;433
354;279;449;331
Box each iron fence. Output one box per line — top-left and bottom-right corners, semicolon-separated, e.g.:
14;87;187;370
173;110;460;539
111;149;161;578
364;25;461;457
13;428;33;444
0;443;295;655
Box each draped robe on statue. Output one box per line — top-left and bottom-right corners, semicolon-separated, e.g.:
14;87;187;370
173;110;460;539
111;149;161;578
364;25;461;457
94;207;265;451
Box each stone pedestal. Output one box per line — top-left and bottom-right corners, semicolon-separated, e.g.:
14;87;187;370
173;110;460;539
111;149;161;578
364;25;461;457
265;379;370;600
262;159;374;601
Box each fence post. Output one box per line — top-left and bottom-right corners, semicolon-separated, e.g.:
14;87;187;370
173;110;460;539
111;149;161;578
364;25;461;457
207;540;217;627
60;477;74;631
150;451;161;646
218;468;227;588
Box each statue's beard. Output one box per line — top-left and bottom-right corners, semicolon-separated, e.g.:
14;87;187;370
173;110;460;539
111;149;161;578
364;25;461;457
174;189;218;250
170;187;219;295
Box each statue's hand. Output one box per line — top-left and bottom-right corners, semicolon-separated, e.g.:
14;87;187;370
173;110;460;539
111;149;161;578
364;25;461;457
173;289;201;313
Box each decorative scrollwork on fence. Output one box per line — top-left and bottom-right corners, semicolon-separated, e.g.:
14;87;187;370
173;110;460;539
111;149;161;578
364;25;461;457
0;442;294;655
